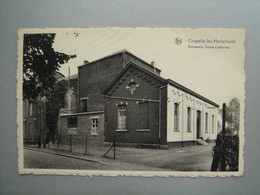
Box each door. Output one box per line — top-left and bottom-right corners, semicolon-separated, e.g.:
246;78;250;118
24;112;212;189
196;110;201;139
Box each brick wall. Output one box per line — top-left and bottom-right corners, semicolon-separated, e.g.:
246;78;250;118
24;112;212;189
78;51;161;111
87;87;104;112
60;112;105;147
78;53;124;99
104;65;165;144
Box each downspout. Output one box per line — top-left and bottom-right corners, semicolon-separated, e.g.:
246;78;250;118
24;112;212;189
193;99;195;145
202;102;205;140
68;66;71;114
159;84;168;146
209;109;211;141
77;68;80;112
181;93;184;147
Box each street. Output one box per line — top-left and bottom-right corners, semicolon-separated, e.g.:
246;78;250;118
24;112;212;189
23;149;119;170
112;143;215;171
23;143;215;171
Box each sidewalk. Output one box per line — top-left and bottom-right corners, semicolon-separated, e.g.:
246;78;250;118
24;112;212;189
24;142;215;171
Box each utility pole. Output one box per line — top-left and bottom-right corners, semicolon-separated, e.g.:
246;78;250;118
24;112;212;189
68;66;71;114
222;103;226;136
220;103;226;171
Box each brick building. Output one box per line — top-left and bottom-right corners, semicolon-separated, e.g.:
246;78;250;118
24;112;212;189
58;50;220;149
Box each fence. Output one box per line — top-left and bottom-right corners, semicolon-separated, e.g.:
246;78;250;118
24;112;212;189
48;133;117;158
53;134;88;154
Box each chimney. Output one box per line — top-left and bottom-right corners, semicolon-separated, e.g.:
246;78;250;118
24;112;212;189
151;61;156;74
83;60;89;65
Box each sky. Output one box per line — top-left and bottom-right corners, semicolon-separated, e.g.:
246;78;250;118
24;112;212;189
52;28;245;106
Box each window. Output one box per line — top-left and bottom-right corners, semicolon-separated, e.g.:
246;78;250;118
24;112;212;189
81;98;88;112
91;118;98;135
118;105;126;130
187;107;191;132
212;115;215;133
29;103;33;116
174;103;179;131
138;101;149;129
205;113;208;133
67;117;77;128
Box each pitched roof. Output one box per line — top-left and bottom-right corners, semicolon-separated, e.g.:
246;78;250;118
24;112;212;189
167;79;219;107
55;72;65;80
77;49;161;73
103;62;219;108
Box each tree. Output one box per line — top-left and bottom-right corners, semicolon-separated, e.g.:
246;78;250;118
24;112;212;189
211;97;240;171
23;33;76;99
226;97;240;135
46;79;68;140
216;97;240;135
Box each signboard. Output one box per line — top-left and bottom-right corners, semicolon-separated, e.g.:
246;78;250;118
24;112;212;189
67;128;78;135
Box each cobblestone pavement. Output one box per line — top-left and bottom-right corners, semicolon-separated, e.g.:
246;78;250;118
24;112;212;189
24;143;215;171
65;143;215;171
24;149;120;170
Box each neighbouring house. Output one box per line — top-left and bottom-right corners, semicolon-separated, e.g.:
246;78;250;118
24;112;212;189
23;98;44;143
58;50;220;150
23;72;65;144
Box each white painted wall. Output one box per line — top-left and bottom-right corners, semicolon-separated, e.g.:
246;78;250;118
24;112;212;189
167;84;219;142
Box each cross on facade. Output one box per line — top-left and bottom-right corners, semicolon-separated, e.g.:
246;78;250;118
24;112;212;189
126;79;139;95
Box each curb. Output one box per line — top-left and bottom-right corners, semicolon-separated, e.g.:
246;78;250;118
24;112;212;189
24;147;133;170
25;147;107;164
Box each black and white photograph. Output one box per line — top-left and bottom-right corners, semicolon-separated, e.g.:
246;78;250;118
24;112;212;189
17;28;245;176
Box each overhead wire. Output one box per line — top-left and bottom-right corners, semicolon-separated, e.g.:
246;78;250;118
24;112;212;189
89;33;131;57
87;33;119;56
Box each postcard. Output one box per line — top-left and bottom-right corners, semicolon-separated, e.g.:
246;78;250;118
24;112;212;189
17;27;245;177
